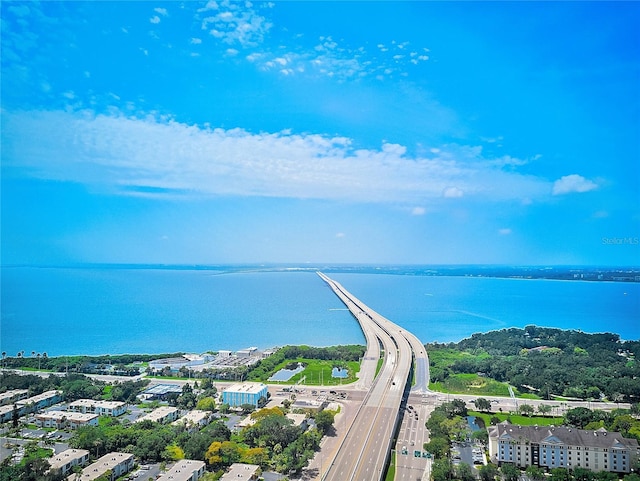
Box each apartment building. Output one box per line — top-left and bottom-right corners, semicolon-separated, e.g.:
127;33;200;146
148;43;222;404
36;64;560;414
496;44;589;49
67;452;134;481
135;406;179;424
221;383;267;408
47;449;89;476
158;459;206;481
489;423;639;473
67;399;126;416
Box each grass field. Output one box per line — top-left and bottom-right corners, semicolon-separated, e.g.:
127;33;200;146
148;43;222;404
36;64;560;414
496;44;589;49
430;373;514;397
470;410;564;427
269;358;360;386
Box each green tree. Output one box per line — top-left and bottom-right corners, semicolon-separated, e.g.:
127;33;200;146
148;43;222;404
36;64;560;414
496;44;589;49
424;437;449;459
474;398;492;412
457;463;475;481
501;464;520;481
550;468;570;481
314;410;335;435
479;464;499;481
432;458;454;481
518;404;535;417
525;465;545;481
196;396;216;411
537;404;552;416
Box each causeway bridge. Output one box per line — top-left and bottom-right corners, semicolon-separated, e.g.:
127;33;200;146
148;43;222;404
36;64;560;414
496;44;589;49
317;272;430;481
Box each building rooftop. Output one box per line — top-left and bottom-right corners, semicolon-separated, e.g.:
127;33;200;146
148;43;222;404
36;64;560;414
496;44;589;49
158;459;206;481
224;382;267;394
490;424;640;450
37;411;98;423
48;448;89;471
17;390;61;406
70;452;134;481
172;410;210;426
136;406;178;423
0;389;28;403
220;463;260;481
68;399;125;409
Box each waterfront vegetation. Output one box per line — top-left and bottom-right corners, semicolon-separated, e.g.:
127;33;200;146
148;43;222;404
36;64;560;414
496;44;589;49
427;326;640;402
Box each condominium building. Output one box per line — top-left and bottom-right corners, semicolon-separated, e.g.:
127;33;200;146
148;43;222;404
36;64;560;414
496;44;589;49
36;411;99;429
221;383;268;408
135;406;179;424
220;463;260;481
0;390;63;422
47;449;89;476
67;452;134;481
17;390;63;410
488;423;640;473
67;399;126;417
158;459;206;481
172;410;212;431
0;389;28;406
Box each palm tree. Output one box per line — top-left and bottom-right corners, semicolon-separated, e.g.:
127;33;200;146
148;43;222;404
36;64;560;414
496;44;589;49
1;352;6;368
36;353;41;370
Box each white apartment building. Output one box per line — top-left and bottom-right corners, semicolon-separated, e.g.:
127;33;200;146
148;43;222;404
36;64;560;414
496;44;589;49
36;410;99;429
158;459;206;481
172;410;212;431
67;399;126;416
68;452;134;481
135;406;179;424
0;389;28;406
47;448;89;476
489;423;640;473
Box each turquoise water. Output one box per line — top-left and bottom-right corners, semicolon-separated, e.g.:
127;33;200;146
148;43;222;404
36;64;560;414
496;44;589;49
1;267;638;356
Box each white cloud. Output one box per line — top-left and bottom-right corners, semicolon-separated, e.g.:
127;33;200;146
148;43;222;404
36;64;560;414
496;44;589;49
199;0;272;47
552;174;598;195
150;15;161;24
498;228;512;235
411;207;426;216
154;7;168;16
335;232;345;238
2;109;553;205
443;187;464;198
190;38;202;44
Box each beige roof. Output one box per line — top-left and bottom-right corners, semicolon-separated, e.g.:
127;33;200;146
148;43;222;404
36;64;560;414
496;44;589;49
48;448;89;471
220;463;260;481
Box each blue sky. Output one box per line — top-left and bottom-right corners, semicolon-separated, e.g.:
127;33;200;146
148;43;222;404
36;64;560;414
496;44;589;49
2;1;639;265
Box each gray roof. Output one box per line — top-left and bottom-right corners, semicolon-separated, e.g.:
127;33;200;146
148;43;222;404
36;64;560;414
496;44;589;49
490;424;639;451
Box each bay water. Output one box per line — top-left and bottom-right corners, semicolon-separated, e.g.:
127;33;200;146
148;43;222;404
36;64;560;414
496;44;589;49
1;266;637;357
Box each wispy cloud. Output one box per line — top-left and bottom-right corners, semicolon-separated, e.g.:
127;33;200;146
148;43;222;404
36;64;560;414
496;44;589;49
198;0;272;47
552;174;598;195
3;109;554;204
194;4;428;81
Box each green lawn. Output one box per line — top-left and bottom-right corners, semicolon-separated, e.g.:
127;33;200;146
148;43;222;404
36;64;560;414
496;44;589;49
430;373;513;397
470;410;564;427
269;358;361;386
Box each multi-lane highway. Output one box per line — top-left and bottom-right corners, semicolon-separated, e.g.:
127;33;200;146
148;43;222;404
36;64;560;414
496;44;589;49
317;273;430;481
